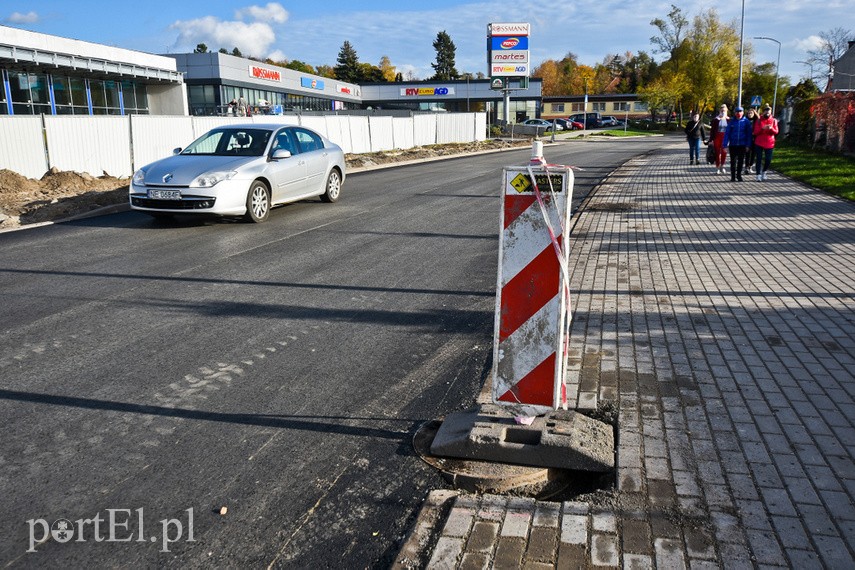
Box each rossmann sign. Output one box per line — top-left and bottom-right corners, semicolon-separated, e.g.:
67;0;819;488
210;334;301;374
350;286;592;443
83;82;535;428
248;65;281;82
489;22;530;37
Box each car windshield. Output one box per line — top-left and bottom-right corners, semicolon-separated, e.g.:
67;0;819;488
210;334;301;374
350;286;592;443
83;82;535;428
181;128;272;157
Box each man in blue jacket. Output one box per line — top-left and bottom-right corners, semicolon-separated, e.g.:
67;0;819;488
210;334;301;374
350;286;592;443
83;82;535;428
723;106;753;182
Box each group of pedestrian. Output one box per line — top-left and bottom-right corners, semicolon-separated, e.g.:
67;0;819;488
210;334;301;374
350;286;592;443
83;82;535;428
684;103;778;182
227;96;249;117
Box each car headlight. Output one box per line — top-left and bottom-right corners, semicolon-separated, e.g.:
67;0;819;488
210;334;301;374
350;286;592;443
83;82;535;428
132;169;146;185
190;171;237;188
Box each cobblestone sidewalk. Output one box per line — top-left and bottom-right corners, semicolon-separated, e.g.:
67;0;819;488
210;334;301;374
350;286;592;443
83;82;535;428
397;142;855;568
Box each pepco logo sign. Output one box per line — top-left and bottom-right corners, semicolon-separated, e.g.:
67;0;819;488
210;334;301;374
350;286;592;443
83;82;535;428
500;37;520;49
249;66;281;82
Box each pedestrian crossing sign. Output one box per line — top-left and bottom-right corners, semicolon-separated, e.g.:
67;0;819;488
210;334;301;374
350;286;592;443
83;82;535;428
751;95;762;107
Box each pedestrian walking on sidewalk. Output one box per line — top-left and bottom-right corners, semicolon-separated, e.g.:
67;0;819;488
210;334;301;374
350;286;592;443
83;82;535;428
753;104;779;181
745;108;759;174
710;104;729;174
684;112;706;165
724;106;752;182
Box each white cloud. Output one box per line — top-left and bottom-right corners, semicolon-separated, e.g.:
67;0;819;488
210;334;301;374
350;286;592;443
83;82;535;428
267;49;287;62
235;3;288;24
171;15;277;58
169;3;290;59
5;11;40;24
793;35;824;53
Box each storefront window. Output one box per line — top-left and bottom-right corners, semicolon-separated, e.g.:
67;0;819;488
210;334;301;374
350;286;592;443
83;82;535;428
70;78;88;114
90;79;106;113
105;80;120;113
9;72;34;114
121;80;136;110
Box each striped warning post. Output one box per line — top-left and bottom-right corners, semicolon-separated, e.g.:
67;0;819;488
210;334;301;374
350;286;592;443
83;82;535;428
492;165;573;417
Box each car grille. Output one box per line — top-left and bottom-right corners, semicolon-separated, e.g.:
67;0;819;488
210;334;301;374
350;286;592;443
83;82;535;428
130;194;216;210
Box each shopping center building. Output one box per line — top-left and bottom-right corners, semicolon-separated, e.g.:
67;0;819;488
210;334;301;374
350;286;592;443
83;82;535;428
1;25;542;121
0;25;186;115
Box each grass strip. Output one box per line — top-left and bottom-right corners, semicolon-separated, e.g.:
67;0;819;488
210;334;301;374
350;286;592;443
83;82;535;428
773;141;855;201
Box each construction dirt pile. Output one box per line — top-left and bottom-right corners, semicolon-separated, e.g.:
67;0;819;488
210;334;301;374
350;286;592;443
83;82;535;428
0;139;530;230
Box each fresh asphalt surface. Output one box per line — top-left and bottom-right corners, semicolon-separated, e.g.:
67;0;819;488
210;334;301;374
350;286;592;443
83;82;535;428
0;137;661;567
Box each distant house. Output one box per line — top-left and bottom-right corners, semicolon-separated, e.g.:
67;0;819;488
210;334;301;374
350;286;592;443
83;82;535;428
829;41;855;92
541;94;648;120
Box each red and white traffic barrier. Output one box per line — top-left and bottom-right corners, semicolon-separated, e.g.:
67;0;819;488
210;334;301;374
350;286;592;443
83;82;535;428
492;143;574;417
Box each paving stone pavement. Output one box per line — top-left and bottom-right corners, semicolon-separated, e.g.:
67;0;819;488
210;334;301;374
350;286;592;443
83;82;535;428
395;141;855;569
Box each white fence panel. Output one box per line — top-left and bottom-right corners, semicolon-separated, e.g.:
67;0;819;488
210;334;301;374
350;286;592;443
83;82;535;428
436;113;475;144
298;116;328;138
0;116;48;179
131;115;194;170
336;117;354;154
368;116;395;152
413;115;437;147
253;115;300;127
44;116;131;177
392;117;415;150
324;116;347;151
348;116;371;154
475;113;488;141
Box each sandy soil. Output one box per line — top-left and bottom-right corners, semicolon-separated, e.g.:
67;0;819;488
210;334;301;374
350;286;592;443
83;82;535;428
0;139;530;230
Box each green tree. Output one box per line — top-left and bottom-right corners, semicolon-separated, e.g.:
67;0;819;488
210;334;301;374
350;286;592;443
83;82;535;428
285;60;315;74
218;48;228;54
315;65;337;79
638;72;687;121
357;62;384;82
334;41;361;83
743;62;791;110
231;47;243;58
785;79;821;105
194;43;209;54
431;31;459;81
681;9;743;114
650;5;689;67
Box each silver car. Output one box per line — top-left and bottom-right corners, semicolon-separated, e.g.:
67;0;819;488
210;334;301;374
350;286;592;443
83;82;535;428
129;124;345;223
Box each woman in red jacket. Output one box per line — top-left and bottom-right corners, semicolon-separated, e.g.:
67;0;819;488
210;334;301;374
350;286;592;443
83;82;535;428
710;104;729;174
753;104;779;181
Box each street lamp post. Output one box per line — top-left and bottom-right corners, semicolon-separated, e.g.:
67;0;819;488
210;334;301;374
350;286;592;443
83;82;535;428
795;60;815;84
737;0;745;108
754;36;781;114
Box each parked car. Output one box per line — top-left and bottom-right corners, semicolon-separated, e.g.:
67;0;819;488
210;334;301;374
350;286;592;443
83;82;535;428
568;112;602;128
522;118;564;131
600;115;623;127
129;124;345;223
558;118;584;130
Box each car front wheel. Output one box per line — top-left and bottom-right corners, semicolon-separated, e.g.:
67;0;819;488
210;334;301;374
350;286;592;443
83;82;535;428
245;180;271;223
320;168;342;203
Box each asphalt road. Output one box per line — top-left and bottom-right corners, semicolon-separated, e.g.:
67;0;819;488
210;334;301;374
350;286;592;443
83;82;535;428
0;136;661;568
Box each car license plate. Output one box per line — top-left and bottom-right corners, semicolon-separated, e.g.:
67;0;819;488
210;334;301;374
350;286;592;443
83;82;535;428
149;189;181;200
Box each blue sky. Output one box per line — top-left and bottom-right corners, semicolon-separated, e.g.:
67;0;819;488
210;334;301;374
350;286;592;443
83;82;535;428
1;1;846;88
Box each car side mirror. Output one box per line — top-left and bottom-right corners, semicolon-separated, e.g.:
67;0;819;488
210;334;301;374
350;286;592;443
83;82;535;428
173;147;182;155
271;149;292;160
